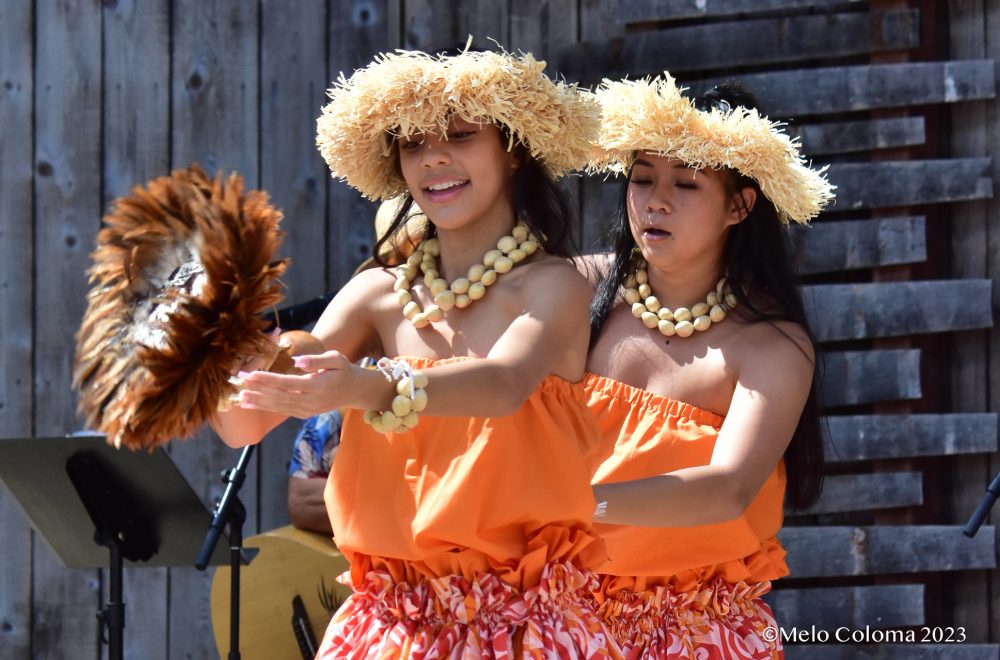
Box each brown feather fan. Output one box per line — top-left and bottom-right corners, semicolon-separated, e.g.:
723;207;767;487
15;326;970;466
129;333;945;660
74;165;288;450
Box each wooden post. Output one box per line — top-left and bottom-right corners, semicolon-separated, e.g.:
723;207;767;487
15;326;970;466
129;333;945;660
947;0;993;643
981;0;1000;644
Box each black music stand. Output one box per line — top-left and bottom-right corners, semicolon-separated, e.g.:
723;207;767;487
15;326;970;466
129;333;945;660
0;434;229;660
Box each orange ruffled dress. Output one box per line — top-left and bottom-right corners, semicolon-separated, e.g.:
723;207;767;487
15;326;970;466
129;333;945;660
585;374;788;660
318;357;621;658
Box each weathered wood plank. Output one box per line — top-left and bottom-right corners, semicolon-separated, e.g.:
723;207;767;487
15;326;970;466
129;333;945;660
511;1;583;245
686;60;997;118
580;0;622;42
259;0;330;535
558;9;919;79
802;280;993;342
403;0;462;51
0;0;33;438
261;0;328;307
579;176;617;253
791;472;922;515
767;585;924;630
170;3;261;658
459;0;508;46
102;1;171;657
33;1;103;657
401;0;506;52
791;216;926;275
618;0;863;22
328;1;391;291
819;350;921;408
386;0;402;49
102;1;170;196
786;645;999;659
823;413;998;463
788;117;926;156
826;159;993;210
0;489;31;657
0;1;34;654
780;525;996;577
511;0;578;63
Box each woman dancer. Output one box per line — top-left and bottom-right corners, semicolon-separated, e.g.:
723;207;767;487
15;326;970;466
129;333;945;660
214;47;619;657
583;77;833;658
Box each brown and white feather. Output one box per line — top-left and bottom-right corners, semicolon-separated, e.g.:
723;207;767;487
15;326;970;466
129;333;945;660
74;166;288;450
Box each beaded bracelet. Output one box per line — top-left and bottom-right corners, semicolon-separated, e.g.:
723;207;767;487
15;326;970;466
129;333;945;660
362;357;428;433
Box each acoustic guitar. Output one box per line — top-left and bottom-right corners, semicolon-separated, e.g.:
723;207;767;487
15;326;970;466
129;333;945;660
211;526;352;659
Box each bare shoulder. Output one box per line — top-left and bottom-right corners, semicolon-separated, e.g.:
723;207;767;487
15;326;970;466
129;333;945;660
342;264;396;297
313;265;395;337
730;318;815;377
521;254;593;300
347;268;396;291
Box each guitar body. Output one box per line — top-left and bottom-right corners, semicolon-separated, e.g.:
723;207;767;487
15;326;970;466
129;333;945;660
211;526;352;659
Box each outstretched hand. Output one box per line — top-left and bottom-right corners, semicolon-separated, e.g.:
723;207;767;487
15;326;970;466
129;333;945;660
236;349;356;418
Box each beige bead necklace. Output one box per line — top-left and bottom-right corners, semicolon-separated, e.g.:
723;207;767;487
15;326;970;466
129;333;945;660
623;258;736;338
393;220;541;327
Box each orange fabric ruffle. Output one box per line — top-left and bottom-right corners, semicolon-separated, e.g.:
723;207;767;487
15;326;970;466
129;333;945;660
318;561;620;658
594;578;782;659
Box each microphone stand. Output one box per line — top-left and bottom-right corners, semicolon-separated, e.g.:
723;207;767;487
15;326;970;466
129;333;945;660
196;444;255;660
196;296;328;656
963;469;1000;537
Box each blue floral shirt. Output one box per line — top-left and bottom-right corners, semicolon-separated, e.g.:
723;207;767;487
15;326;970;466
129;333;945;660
288;410;342;479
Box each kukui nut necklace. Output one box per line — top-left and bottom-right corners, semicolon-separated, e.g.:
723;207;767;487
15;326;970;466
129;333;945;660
624;258;736;338
393;220;541;327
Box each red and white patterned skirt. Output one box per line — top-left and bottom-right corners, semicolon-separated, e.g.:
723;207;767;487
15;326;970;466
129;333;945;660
596;578;782;659
317;561;622;658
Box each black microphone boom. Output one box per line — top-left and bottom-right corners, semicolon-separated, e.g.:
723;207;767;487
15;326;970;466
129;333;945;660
963;469;1000;538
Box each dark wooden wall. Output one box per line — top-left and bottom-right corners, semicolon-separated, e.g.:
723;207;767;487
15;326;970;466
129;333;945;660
0;1;998;658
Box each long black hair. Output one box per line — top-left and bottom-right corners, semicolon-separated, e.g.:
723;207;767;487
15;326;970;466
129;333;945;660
372;44;579;265
589;83;824;509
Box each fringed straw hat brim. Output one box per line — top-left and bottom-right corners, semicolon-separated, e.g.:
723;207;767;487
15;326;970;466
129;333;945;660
317;47;600;200
588;76;835;224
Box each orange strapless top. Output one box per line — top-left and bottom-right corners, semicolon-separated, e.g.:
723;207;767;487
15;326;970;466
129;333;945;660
584;374;789;594
326;356;607;592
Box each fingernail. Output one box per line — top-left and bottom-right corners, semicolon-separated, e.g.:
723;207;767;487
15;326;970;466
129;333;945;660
228;375;244;387
293;356;307;368
240;402;258;410
237;371;251;379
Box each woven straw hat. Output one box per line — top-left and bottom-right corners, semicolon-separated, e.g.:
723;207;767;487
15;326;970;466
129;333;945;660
317;46;599;201
589;75;834;224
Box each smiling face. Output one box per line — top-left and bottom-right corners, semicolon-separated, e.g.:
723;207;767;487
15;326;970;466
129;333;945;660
627;154;754;273
397;117;519;233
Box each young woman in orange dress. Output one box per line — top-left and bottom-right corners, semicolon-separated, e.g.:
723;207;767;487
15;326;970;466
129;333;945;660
581;78;834;658
212;47;621;658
